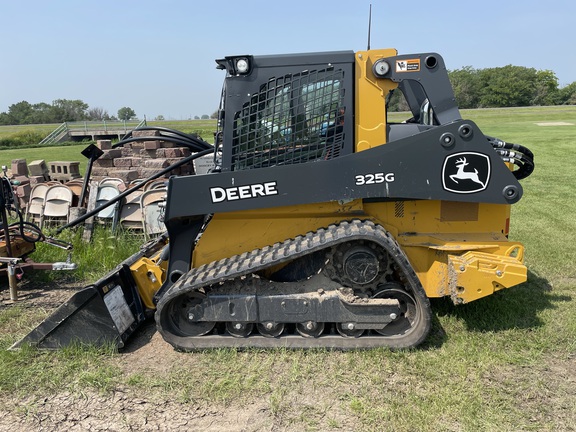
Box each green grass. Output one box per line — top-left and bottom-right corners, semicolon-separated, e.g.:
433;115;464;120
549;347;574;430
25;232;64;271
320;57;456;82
31;226;144;282
0;143;91;174
0;107;575;431
0;123;59;139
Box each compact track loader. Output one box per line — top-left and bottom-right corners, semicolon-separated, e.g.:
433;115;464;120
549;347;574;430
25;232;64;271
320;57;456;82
13;48;534;350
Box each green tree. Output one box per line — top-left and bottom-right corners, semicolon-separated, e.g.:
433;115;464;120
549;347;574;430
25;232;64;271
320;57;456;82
118;107;136;121
26;102;58;124
559;82;576;105
449;66;481;109
478;66;538;107
386;89;409;112
0;112;11;125
52;99;88;122
201;114;209;120
4;101;34;124
532;70;560;105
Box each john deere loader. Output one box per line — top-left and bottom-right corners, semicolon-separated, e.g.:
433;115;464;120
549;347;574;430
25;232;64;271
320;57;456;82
13;48;534;350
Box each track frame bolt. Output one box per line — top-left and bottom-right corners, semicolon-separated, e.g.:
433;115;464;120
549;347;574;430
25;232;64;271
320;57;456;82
347;323;355;330
390;313;398;320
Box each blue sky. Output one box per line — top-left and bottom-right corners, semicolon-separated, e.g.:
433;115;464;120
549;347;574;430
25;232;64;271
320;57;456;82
1;0;575;120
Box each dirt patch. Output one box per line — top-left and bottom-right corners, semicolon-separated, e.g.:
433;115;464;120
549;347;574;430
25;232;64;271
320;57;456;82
0;281;354;431
535;122;574;126
0;390;275;432
0;281;277;432
484;355;576;429
0;278;80;309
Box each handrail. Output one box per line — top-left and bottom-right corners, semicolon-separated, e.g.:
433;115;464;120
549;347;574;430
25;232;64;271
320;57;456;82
39;119;148;145
38;122;69;146
66;120;145;132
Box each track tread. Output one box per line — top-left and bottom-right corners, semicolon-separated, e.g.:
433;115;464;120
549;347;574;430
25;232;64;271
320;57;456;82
155;220;431;350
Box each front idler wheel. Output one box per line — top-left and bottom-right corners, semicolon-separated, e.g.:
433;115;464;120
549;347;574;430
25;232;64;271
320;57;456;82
162;292;215;337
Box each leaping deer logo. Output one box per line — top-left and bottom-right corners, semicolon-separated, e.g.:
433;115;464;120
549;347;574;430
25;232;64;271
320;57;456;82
449;157;485;188
442;152;490;194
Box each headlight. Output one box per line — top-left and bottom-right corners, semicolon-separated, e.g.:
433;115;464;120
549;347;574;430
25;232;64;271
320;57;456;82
236;58;250;74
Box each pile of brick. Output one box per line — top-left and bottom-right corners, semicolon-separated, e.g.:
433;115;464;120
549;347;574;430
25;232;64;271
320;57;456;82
90;130;195;184
7;130;198;210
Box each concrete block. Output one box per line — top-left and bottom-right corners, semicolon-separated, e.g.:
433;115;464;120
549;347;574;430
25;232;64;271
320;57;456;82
129;142;145;150
132;130;160;138
16;183;31;198
48;161;81;182
114;158;133;168
164;148;183;158
28;160;49;176
100;149;122;160
94;159;115;168
140;149;157;158
11;159;28;176
144;140;161;150
121;147;135;157
29;176;46;185
92;167;110;178
97;140;112;150
113;170;140;183
144;159;169;169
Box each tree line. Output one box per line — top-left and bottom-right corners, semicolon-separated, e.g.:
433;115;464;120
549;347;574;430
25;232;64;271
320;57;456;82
0;100;138;125
448;65;575;108
1;65;575;126
389;65;575;111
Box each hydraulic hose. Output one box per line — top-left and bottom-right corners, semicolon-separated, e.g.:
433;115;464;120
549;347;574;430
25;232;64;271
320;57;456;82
495;149;535;180
487;136;535;180
114;126;213;152
9;219;46;244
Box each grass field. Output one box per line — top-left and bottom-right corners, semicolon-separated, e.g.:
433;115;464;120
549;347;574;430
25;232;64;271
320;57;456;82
0;106;575;431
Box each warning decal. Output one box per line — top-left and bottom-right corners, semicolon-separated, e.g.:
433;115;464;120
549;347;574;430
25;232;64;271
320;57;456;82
396;59;420;72
103;285;135;335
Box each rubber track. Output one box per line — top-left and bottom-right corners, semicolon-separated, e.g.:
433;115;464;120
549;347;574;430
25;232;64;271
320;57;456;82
155;220;431;350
